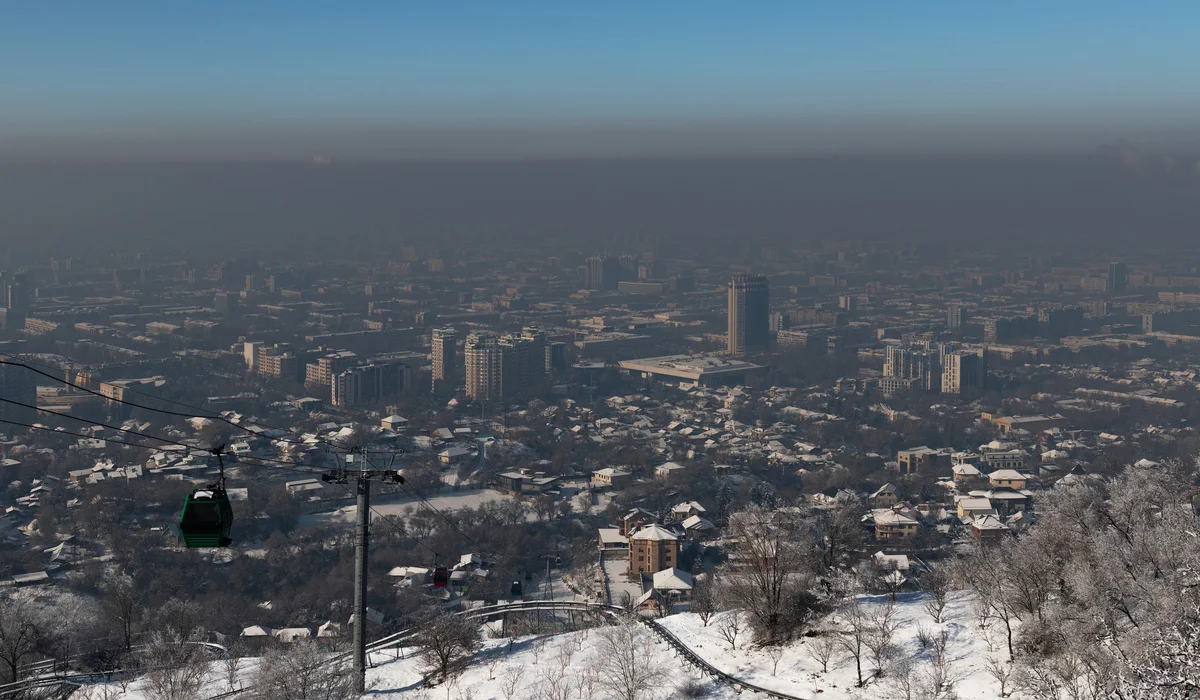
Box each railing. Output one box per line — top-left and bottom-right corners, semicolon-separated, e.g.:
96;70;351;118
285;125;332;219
7;601;805;700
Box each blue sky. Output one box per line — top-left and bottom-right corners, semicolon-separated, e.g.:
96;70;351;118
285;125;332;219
3;2;1200;158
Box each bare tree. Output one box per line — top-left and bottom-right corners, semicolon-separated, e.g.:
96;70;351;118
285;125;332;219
487;652;502;681
765;645;784;676
499;666;525;700
985;655;1014;698
574;663;598;700
805;630;840;673
0;595;43;684
690;573;718;627
253;641;356;700
100;572;142;654
810;496;866;570
555;644;575;672
140;629;210;700
723;507;824;644
531;636;548;665
887;656;918;700
596;618;660;700
919;567;951;624
865;599;898;677
417;613;481;683
222;644;243;693
837;599;869;688
717;611;744;651
537;663;573;700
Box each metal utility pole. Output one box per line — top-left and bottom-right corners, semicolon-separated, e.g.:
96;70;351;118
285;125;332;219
322;449;404;695
352;474;369;693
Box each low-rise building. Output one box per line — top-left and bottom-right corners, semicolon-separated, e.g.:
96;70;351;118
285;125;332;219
988;469;1029;489
593;467;632;489
629;524;680;574
872;508;920;540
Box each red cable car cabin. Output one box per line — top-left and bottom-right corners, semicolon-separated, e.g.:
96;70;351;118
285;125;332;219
432;566;449;588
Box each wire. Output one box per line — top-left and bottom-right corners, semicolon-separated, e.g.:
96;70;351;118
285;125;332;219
0;358;323;451
0;395;207;451
3;357;494;556
360;450;494;558
0;418;324;478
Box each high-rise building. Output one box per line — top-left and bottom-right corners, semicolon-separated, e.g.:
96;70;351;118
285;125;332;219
431;328;457;394
465;331;541;403
214;292;238;317
0;362;36;424
304;351;358;387
547;342;567;373
1108;262;1127;296
243;341;265;370
498;334;532;402
521;325;548;380
946;304;967;329
727;273;770;355
331;365;383;407
941;348;987;395
585;255;620;291
464;332;501;402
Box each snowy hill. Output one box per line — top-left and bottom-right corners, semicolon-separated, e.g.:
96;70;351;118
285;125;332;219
365;591;1008;699
72;591;1009;700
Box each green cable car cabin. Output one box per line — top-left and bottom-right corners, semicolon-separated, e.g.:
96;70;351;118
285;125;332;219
178;488;233;548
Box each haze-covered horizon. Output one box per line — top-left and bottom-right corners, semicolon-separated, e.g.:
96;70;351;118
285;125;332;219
3;155;1199;260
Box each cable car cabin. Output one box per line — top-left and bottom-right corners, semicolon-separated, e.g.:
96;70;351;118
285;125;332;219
178;488;233;548
432;567;449;588
510;580;522;596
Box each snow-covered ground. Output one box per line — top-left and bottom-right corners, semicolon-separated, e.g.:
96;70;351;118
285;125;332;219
601;555;642;606
72;591;1010;700
359;591;1008;699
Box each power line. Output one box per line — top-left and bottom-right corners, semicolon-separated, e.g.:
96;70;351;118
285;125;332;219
0;418;323;478
3;357;495;554
0;358;326;451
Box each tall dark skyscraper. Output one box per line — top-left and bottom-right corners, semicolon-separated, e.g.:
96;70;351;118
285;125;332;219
727;273;770;355
0;363;36;424
1108;262;1127;296
584;255;620;291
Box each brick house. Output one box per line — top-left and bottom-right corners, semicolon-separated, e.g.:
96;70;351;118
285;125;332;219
628;524;680;574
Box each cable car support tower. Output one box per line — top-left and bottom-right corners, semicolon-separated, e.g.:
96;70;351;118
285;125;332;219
321;448;404;694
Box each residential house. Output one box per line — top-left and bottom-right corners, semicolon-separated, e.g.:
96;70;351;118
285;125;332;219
970;514;1011;545
869;483;900;508
896;446;952;475
681;514;716;536
629;524;680;574
982;449;1029;471
598;528;629;552
620;508;657;536
951;463;983;486
650;567;694;600
957;496;996;520
655;461;687;483
988;469;1028;490
871;507;920;540
671;501;707;520
496;471;525;494
593;467;632;490
438;446;472;465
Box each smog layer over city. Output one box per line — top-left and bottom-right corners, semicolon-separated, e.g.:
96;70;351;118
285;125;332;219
3;4;1200;700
